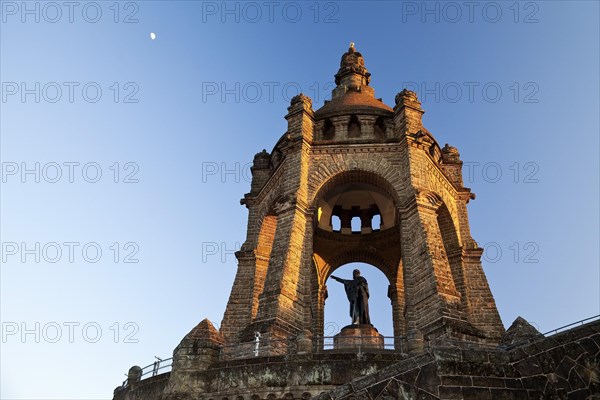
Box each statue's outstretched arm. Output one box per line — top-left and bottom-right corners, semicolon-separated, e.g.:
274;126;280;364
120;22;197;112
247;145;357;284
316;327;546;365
330;275;344;283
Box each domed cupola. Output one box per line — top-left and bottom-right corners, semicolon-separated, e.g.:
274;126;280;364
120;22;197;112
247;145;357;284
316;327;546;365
334;42;371;87
314;43;393;140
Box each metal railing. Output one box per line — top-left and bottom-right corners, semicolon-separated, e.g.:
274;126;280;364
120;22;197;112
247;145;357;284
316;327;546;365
220;337;297;360
122;356;173;387
318;335;403;352
211;334;406;361
541;315;599;336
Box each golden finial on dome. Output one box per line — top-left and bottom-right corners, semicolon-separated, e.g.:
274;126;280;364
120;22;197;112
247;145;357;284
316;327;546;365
349;42;355;49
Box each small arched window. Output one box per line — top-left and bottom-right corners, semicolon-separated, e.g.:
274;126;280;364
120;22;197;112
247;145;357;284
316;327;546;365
331;215;341;232
322;119;335;140
371;214;382;231
374;117;386;139
351;216;361;233
348;115;361;138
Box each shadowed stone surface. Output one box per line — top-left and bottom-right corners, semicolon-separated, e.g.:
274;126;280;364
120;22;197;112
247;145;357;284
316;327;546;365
501;316;543;346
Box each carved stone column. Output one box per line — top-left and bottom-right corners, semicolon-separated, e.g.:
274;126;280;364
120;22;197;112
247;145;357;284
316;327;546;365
357;115;377;139
339;212;352;234
360;209;372;234
331;115;350;140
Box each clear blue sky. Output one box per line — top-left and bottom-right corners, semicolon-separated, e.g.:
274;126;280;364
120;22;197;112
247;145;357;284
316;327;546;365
1;1;598;398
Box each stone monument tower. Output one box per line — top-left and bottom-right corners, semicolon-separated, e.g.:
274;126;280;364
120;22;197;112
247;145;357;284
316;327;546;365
114;44;600;400
219;42;504;351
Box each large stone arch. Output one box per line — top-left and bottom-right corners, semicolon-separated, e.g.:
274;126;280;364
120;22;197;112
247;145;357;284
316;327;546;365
417;158;466;246
414;189;463;298
437;201;465;310
308;159;403;208
322;259;393;337
308;169;406;341
322;250;393;282
252;214;279;319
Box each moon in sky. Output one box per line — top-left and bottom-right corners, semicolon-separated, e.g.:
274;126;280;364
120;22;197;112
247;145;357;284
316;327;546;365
150;32;157;40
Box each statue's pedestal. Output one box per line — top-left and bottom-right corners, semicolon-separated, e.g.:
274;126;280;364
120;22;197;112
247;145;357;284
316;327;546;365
333;324;384;350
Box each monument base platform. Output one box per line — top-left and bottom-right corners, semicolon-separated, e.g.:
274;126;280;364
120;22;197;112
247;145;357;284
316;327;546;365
333;324;384;350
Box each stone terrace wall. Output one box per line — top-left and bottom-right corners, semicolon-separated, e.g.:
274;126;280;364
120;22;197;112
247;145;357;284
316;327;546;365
114;353;407;400
113;373;169;400
316;320;600;400
113;320;599;400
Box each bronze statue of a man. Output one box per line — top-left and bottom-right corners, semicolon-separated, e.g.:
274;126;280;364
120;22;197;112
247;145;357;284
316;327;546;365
331;269;371;325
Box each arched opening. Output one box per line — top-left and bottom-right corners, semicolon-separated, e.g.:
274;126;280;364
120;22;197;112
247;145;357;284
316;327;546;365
270;149;283;169
331;215;341;231
371;214;381;231
437;203;465;310
374;116;386;139
311;170;404;344
348;115;361;138
316;182;396;233
253;214;278;319
322;118;335;140
350;216;361;233
323;262;393;341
